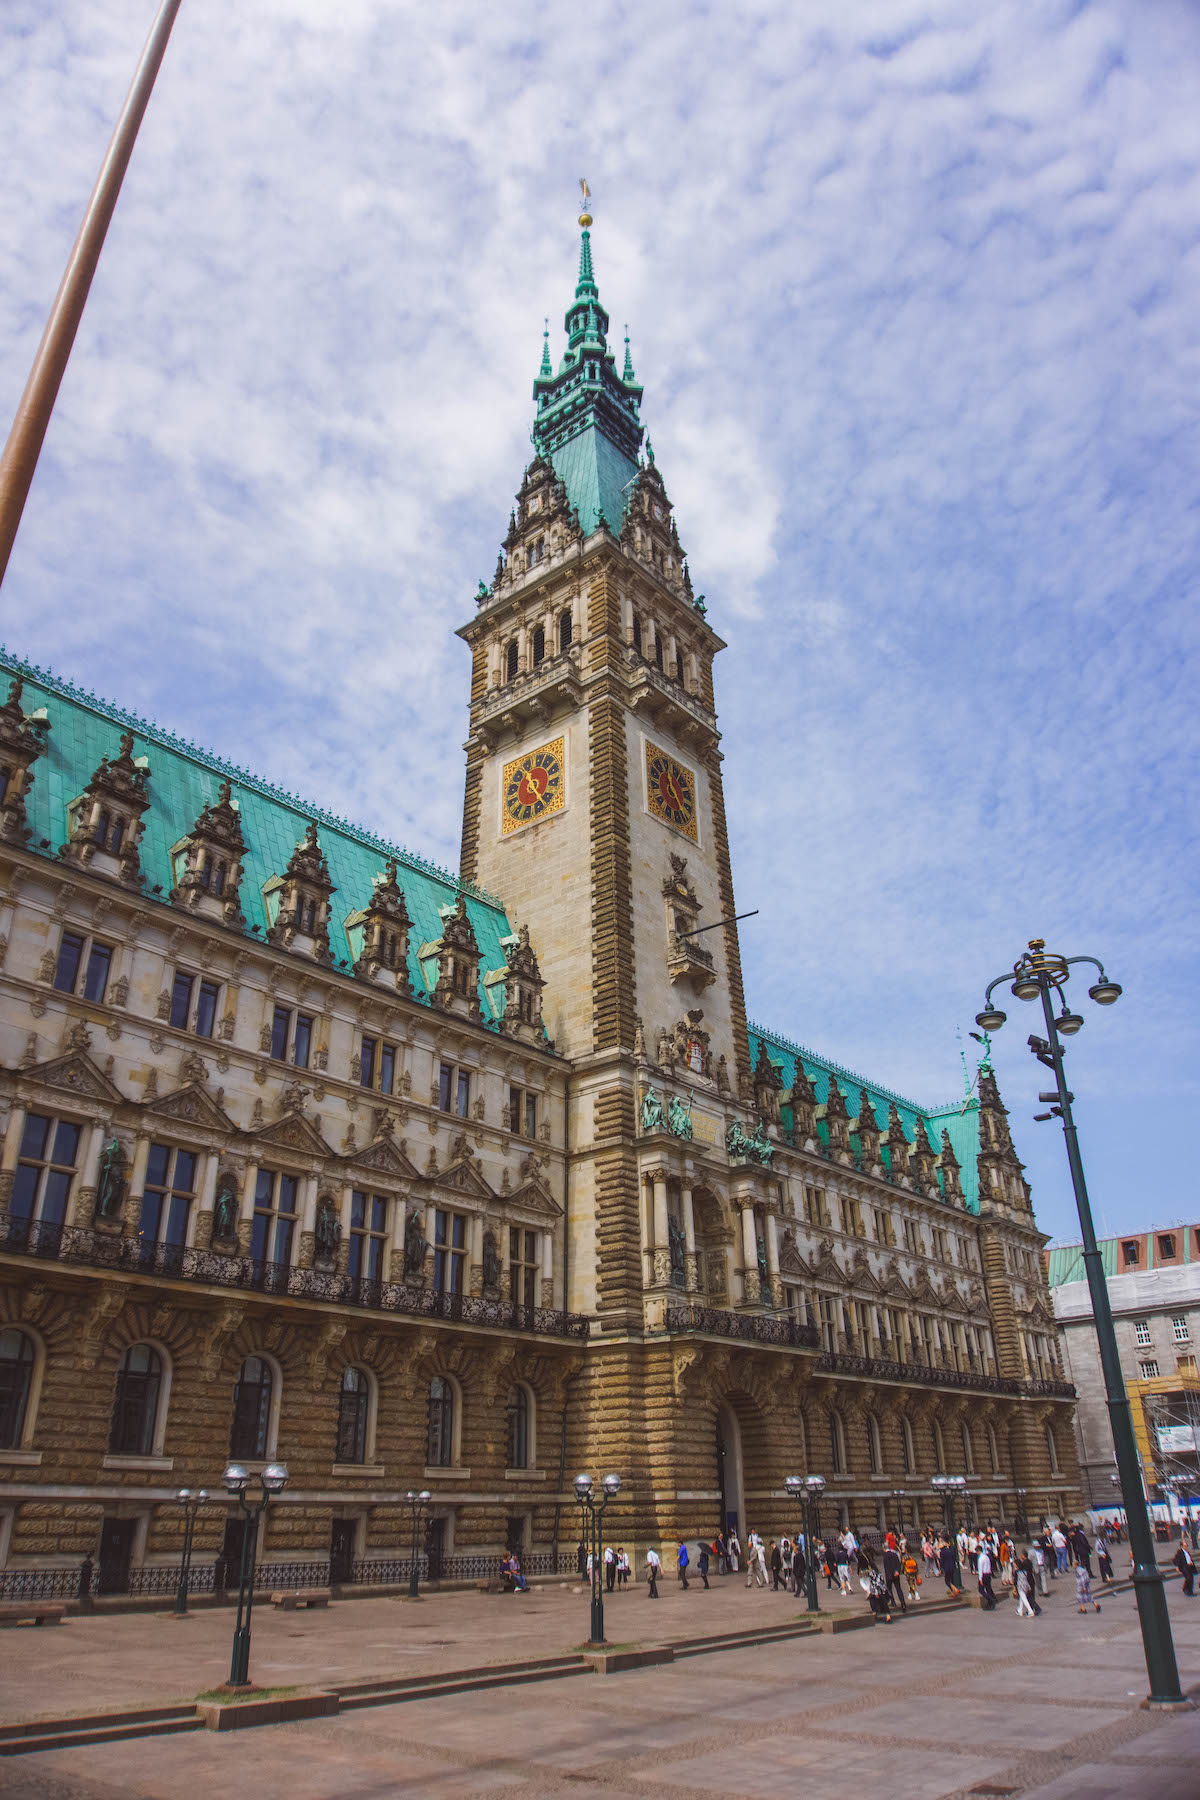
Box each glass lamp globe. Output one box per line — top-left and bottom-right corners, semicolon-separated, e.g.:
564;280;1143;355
176;1487;191;1503
805;1474;826;1496
1056;1012;1084;1037
785;1474;803;1496
1089;980;1122;1006
261;1462;289;1493
574;1472;594;1500
602;1472;622;1497
419;1490;432;1505
222;1463;249;1493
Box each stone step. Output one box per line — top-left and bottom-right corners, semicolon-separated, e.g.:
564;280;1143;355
0;1710;202;1758
336;1655;589;1711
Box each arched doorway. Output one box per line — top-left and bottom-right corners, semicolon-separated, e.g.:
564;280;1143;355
716;1401;745;1537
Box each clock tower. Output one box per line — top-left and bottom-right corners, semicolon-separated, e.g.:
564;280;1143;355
458;210;752;1331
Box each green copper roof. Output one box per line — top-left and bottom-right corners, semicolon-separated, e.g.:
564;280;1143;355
748;1021;982;1213
1;646;516;1020
531;228;644;534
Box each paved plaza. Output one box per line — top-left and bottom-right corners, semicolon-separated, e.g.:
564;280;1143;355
2;1572;1199;1798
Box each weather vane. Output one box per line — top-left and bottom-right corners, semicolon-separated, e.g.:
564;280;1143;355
579;177;593;228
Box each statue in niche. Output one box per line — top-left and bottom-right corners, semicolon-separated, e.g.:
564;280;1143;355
756;1236;769;1285
667;1093;693;1140
315;1196;341;1261
482;1229;501;1290
212;1173;239;1240
94;1139;126;1219
404;1207;429;1277
667;1213;686;1287
640;1087;666;1133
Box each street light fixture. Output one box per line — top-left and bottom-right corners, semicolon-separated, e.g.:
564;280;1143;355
222;1461;288;1688
931;1474;967;1591
172;1487;209;1619
574;1470;621;1644
977;940;1184;1708
405;1489;433;1598
785;1473;825;1612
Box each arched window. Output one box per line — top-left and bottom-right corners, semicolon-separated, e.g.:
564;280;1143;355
830;1408;847;1475
932;1418;946;1473
336;1367;370;1465
505;640;519;681
866;1412;882;1475
507;1385;531;1469
1045;1424;1060;1474
674;649;684;685
900;1414;915;1475
632;616;642;655
109;1344;162;1457
960;1420;975;1474
531;624;545;667
230;1355;274;1460
987;1423;1001;1475
558;611;572;652
0;1330;36;1450
428;1375;455;1467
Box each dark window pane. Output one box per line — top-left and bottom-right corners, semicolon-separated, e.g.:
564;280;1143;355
360;1037;376;1088
451;1214;465;1249
10;1165;39;1222
109;1346;161;1456
254;1168;274;1207
195;980;219;1039
292;1014;313;1069
273;1218;295;1267
145;1141;170;1190
82;942;112;1004
351;1191;366;1230
278;1175;299;1216
173;1150;197;1195
230;1358;272;1460
270;1006;291;1061
51;1121;80;1168
169;972;194;1031
559;611;572;651
40;1171;72;1227
164;1193;190;1247
525;1094;537;1139
54;933;85;994
455;1071;470;1118
19;1114;51;1162
0;1330;35;1450
370;1196;387;1233
109;814;125;854
439;1064;452;1112
250;1213;269;1261
379;1045;395;1096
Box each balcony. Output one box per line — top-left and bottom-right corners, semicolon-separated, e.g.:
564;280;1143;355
624;651;717;749
0;1211;589;1340
473;649;583;744
662;1304;820;1350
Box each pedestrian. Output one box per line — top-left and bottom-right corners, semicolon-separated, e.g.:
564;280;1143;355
1015;1552;1041;1617
976;1542;996;1610
836;1537;852;1595
714;1532;727;1576
727;1528;741;1574
1052;1524;1068;1575
1097;1542;1114;1586
677;1539;690;1590
770;1540;783;1591
882;1543;907;1613
820;1540;834;1591
1072;1525;1093;1577
939;1536;962;1598
646;1546;661;1598
903;1548;920;1601
792;1539;807;1597
605;1543;616;1592
1032;1537;1049;1596
1075;1562;1100;1613
866;1564;892;1623
780;1537;793;1590
619;1546;631;1589
577;1539;587;1578
509;1552;529;1593
1173;1540;1196;1596
697;1542;710;1589
749;1534;768;1589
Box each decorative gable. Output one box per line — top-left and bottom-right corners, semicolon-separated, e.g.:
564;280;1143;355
0;676;51;845
499;924;545;1041
431;896;482;1021
169;779;249;928
618;460;689;598
18;1048;124;1107
506;1174;563;1219
61;731;151;887
339;1130;422;1183
886;1103;911;1179
249;1109;333;1159
144;1081;236;1135
434;1156;495;1203
264;823;336;965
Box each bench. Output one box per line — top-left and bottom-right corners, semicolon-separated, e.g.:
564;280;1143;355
0;1601;66;1627
270;1588;331;1611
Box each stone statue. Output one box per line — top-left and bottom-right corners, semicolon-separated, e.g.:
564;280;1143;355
94;1139;126;1219
640;1087;666;1133
667;1092;693;1140
404;1207;429;1277
633;1017;646;1060
315;1196;341;1260
212;1173;238;1240
482;1229;501;1290
667;1213;686;1286
756;1235;769;1283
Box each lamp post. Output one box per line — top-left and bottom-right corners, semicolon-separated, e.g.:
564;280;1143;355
172;1487;208;1618
405;1489;432;1599
222;1462;288;1688
786;1473;824;1612
932;1475;966;1590
977;940;1185;1707
574;1471;621;1644
892;1488;907;1546
1014;1487;1028;1538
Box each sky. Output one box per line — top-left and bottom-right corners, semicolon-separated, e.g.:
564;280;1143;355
1;0;1197;1247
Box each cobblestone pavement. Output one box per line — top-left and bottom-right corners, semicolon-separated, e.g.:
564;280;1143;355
2;1574;1199;1798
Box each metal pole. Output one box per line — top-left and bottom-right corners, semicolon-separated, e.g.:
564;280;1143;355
1037;981;1184;1705
173;1499;194;1618
0;0;184;588
228;1497;253;1686
804;1495;819;1612
408;1500;420;1599
591;1497;606;1644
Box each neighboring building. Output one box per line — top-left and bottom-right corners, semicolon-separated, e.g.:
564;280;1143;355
1048;1228;1200;1508
0;216;1079;1599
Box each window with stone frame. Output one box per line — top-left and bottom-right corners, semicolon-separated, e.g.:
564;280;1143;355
804;1185;826;1228
359;1036;398;1095
0;1329;36;1450
336;1367;370;1465
348;1191;389;1290
817;1294;836;1353
137;1143;197;1266
632;614;643;655
270;1005;314;1068
433;1209;467;1295
505;639;519;681
900;1414;915;1475
438;1063;471;1118
558;610;573;652
1121;1239;1140;1267
52;929;113;1004
10;1114;81;1239
866;1413;882;1474
902;1217;924;1256
250;1169;299;1270
1173;1316;1191;1343
427;1375;455;1466
653;633;664;671
507;1385;532;1469
510;1227;538;1310
531;622;546;664
168;969;221;1038
784;1284;806;1325
230;1355;274;1459
1134;1320;1152;1348
108;1344;163;1457
507;1085;538;1139
1139;1360;1160;1379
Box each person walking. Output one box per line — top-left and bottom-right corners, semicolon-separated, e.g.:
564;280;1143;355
1097;1541;1114;1586
1072;1524;1093;1578
646;1547;661;1598
836;1536;852;1596
1014;1554;1038;1619
939;1535;963;1598
882;1542;907;1613
1032;1537;1049;1597
617;1546;630;1590
677;1540;690;1590
1052;1524;1068;1575
792;1538;806;1597
770;1540;783;1591
1173;1539;1196;1596
976;1542;997;1610
749;1534;768;1589
780;1537;793;1591
1075;1561;1101;1614
697;1541;710;1589
727;1528;741;1574
714;1532;727;1576
604;1543;616;1593
903;1548;920;1602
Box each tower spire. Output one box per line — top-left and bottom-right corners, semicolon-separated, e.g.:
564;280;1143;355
622;327;637;385
539;317;552;378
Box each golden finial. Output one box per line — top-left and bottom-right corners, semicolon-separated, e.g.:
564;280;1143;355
578;176;593;229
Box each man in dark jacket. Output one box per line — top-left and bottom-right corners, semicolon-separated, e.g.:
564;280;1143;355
882;1543;907;1613
792;1540;806;1597
697;1542;711;1589
938;1536;962;1596
1174;1540;1196;1596
1072;1525;1093;1577
770;1540;783;1590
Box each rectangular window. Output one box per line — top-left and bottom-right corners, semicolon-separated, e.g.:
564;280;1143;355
433;1209;467;1295
378;1044;396;1096
348;1190;389;1289
251;1168;299;1270
455;1070;470;1118
1173;1317;1190;1343
82;941;112;1004
10;1113;82;1238
1134;1320;1152;1347
53;931;85;994
509;1226;538;1311
292;1013;313;1070
1139;1360;1160;1379
1122;1240;1140;1267
1179;1356;1198;1378
360;1036;377;1089
194;979;220;1039
817;1294;835;1352
508;1086;539;1138
138;1142;197;1266
1158;1234;1177;1261
271;1005;291;1061
169;971;195;1031
359;1038;397;1094
439;1063;453;1112
53;931;113;1002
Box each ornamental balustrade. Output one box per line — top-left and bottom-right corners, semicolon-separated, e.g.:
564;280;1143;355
662;1304;821;1349
0;1210;589;1340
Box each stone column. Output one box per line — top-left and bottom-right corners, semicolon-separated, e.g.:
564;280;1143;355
72;1117;109;1224
1;1101;26;1169
764;1211;780;1309
236;1160;258;1256
194;1148;219;1248
122;1133;153;1237
469;1212;484;1296
740;1201;759;1306
682;1185;699;1294
541;1229;554;1308
651;1168;670;1288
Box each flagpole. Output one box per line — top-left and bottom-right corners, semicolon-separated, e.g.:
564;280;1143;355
0;0;184;588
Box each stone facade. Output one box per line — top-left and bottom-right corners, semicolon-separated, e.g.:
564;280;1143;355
0;222;1080;1594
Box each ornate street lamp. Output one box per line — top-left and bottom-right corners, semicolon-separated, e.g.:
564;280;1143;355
931;1474;967;1590
892;1488;907;1546
574;1471;621;1644
172;1486;209;1618
977;940;1184;1708
786;1473;825;1612
405;1489;432;1599
222;1461;288;1687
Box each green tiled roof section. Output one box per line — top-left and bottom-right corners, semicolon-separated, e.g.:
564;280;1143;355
1046;1240;1114;1285
748;1020;981;1214
1;646;514;1011
548;426;639;536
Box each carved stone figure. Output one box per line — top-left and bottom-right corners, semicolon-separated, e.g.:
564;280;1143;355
640;1087;666;1133
404;1207;429;1277
482;1229;501;1290
94;1139;126;1219
667;1092;693;1140
667;1213;686;1286
315;1196;341;1260
212;1173;239;1240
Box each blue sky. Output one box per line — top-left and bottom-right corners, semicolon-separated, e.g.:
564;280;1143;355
1;0;1198;1245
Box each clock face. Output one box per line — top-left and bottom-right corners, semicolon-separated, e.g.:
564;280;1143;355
501;738;566;835
645;741;699;842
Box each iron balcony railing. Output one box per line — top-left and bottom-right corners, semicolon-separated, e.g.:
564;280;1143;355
0;1211;589;1340
662;1305;821;1350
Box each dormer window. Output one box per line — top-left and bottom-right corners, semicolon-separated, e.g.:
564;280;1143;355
63;731;150;885
532;624;545;667
264;822;335;964
170;780;248;926
94;809;125;855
